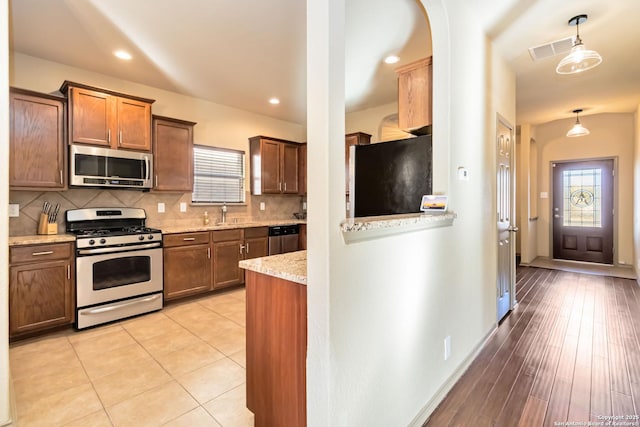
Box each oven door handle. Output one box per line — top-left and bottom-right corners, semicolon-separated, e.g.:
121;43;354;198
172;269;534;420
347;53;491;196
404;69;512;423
83;294;162;315
77;242;162;255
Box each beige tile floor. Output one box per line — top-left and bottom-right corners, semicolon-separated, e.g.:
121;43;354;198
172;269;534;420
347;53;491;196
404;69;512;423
9;287;253;427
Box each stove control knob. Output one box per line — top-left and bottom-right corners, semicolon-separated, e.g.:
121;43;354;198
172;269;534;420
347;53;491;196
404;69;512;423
148;235;154;240
100;238;106;244
139;235;145;241
89;239;95;245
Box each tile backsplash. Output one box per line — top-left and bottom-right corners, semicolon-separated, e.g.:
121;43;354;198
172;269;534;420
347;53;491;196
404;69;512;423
9;189;305;236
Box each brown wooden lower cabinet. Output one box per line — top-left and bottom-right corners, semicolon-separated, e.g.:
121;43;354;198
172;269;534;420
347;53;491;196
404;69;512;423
163;232;212;300
212;227;269;290
246;270;307;427
212;229;244;289
9;242;74;338
299;224;307;250
162;226;274;301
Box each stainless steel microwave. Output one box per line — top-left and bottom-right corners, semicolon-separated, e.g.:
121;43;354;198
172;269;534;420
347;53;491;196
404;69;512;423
70;145;153;189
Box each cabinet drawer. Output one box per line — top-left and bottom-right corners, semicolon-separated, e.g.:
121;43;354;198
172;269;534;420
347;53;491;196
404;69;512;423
212;229;243;242
10;243;73;264
244;227;268;239
163;232;210;247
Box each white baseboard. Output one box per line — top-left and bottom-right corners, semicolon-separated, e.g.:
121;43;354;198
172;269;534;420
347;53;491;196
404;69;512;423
1;371;16;427
408;324;498;427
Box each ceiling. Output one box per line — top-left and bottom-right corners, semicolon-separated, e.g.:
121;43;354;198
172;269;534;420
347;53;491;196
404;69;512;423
8;0;640;127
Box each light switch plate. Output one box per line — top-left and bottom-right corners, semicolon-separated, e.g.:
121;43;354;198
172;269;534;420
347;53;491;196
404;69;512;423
457;167;469;181
260;202;265;211
540;192;549;199
9;204;19;217
158;202;165;213
180;202;187;212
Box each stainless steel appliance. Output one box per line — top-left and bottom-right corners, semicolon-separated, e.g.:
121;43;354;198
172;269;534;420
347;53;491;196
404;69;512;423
268;224;300;255
69;144;153;189
66;208;163;329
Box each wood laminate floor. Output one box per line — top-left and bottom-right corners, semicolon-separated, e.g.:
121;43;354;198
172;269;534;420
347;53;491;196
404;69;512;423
424;266;640;427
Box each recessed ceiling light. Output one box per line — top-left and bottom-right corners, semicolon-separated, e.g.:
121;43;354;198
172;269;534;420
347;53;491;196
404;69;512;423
384;55;400;64
269;97;280;105
114;50;132;60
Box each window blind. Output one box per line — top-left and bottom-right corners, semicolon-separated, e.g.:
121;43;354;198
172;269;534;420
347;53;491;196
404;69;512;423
192;145;245;203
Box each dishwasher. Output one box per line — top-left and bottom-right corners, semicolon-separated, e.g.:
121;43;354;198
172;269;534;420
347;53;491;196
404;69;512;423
268;225;300;255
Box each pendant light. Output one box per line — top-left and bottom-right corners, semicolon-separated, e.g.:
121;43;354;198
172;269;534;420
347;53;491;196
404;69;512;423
566;109;590;137
556;14;602;75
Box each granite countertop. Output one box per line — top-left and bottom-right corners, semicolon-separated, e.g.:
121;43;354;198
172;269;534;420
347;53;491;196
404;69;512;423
239;250;307;285
9;234;76;246
8;219;306;246
340;212;456;243
159;219;306;234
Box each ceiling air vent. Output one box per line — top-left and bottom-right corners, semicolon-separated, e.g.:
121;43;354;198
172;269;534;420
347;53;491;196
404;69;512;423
528;36;574;61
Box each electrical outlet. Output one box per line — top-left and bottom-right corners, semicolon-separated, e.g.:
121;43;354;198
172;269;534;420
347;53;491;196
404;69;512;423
9;204;19;217
444;336;451;361
302;202;307;210
180;202;187;212
260;202;265;211
158;202;165;213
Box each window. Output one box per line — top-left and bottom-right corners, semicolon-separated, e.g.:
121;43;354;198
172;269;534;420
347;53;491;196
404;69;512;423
192;145;245;203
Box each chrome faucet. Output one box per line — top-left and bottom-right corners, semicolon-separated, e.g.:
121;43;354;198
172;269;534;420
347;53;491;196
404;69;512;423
221;203;227;224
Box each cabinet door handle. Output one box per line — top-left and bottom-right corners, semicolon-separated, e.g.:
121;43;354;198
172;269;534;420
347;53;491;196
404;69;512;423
32;251;54;256
67;264;71;280
207;247;211;258
60;170;63;184
108;129;111;143
239;244;245;255
284;182;287;192
155;175;158;187
119;130;122;146
183;237;196;241
245;242;250;254
279;182;282;192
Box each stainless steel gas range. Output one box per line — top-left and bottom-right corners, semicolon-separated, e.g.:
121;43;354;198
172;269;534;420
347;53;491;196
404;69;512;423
66;207;163;329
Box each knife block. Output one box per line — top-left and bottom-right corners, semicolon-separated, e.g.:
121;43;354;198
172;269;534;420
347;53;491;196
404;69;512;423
37;213;58;235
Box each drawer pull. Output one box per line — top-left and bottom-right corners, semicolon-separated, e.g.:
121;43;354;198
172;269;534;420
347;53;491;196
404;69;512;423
183;237;196;241
32;251;54;256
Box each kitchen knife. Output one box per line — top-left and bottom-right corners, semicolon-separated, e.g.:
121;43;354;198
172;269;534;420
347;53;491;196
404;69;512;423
50;204;60;223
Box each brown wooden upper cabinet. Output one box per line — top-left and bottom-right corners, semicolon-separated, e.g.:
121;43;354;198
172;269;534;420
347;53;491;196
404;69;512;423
152;115;196;192
298;143;307;196
345;132;371;193
249;136;300;195
9;88;66;190
396;57;432;134
61;81;155;151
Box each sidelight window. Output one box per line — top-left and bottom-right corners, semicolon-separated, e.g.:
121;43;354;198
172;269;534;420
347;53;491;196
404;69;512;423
192;145;245;204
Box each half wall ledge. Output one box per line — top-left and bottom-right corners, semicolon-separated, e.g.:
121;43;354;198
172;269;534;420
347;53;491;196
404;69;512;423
340;212;456;244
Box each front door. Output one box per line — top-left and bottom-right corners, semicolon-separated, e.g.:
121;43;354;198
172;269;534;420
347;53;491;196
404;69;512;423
497;116;516;322
552;159;614;264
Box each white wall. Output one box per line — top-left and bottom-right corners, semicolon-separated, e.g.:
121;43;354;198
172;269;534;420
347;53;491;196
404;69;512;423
634;105;640;279
345;101;397;143
534;113;635;265
1;0;12;424
306;0;515;425
517;124;539;264
10;53;305;166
